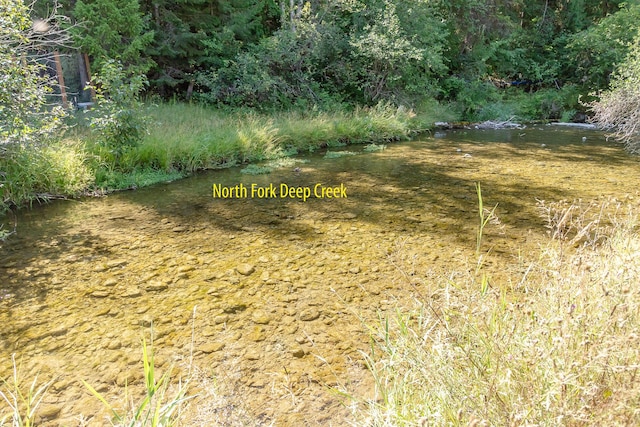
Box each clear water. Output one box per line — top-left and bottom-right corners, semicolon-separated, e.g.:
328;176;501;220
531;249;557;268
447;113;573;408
0;127;638;425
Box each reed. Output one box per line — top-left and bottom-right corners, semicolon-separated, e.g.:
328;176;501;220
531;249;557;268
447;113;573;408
82;338;191;427
0;355;53;427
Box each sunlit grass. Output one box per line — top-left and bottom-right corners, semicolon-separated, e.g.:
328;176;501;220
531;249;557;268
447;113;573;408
0;140;93;209
0;355;53;427
82;338;191;427
347;199;640;426
1;101;444;213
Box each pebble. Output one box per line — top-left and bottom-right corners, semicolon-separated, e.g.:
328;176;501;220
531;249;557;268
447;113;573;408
291;347;306;358
200;342;225;353
34;404;62;422
299;308;320;321
103;277;118;286
245;350;261;360
213;314;229;324
248;326;265;341
202;327;218;337
349;266;361;274
106;259;127;268
123;288;142;298
236;263;255;276
107;340;122;350
252;310;271;325
95;307;111;316
177;265;194;273
144;281;168;292
116;369;139;387
172;226;187;232
222;299;248;314
90;290;110;298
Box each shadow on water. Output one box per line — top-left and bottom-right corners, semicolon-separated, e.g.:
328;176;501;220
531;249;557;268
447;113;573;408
2;128;637;288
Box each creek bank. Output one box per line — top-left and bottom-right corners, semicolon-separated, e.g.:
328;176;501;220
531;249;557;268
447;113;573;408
0;103;438;218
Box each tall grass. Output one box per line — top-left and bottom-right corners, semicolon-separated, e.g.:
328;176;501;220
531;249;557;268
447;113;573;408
135;102;419;172
82;338;191;427
351;199;640;426
0;355;53;427
0;140;93;208
1;101;442;214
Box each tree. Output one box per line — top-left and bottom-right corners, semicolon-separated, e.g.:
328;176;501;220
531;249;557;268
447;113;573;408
140;0;279;98
195;0;448;108
72;0;154;75
0;0;70;145
566;3;640;92
591;34;640;153
348;0;447;102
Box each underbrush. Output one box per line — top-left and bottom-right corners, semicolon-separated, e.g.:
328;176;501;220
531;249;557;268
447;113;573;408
447;81;584;122
350;198;640;426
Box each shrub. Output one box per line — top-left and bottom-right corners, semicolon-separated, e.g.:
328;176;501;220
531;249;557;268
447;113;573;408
88;59;149;165
591;35;640;153
0;0;69;146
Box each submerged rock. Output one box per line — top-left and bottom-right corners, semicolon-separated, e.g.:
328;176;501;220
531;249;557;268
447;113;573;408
35;404;62;423
236;263;255;276
200;342;225;353
144;281;168;292
299;308;320;321
252;310;271;325
222;299;248;313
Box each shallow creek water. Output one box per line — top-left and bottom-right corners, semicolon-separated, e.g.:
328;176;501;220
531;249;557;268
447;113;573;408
1;127;639;425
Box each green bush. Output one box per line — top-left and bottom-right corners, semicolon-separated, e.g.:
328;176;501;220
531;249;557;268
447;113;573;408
0;0;68;145
88;60;149;165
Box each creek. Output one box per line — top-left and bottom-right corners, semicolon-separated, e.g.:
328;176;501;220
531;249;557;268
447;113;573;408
0;127;638;425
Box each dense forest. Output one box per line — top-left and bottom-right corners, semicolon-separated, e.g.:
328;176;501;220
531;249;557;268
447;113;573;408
0;0;639;136
24;0;640;116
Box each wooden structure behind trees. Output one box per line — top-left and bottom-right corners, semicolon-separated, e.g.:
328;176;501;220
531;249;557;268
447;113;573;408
53;51;68;108
48;51;95;108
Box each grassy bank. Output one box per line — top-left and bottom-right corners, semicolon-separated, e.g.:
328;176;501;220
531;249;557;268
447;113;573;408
0;101;454;217
348;199;640;426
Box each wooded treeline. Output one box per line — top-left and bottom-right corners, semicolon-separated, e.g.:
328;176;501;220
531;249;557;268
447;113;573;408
38;0;638;114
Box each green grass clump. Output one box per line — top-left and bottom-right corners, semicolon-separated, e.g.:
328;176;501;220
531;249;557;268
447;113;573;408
82;338;191;427
240;164;274;175
350;199;640;426
93;168;185;191
0;355;52;427
0;140;93;210
241;157;307;175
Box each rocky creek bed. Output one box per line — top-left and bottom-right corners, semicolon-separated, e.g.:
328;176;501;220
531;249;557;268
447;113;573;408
1;127;639;425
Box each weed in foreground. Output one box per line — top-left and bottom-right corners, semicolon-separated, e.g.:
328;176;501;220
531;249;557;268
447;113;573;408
82;338;191;427
348;199;640;426
0;355;53;427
